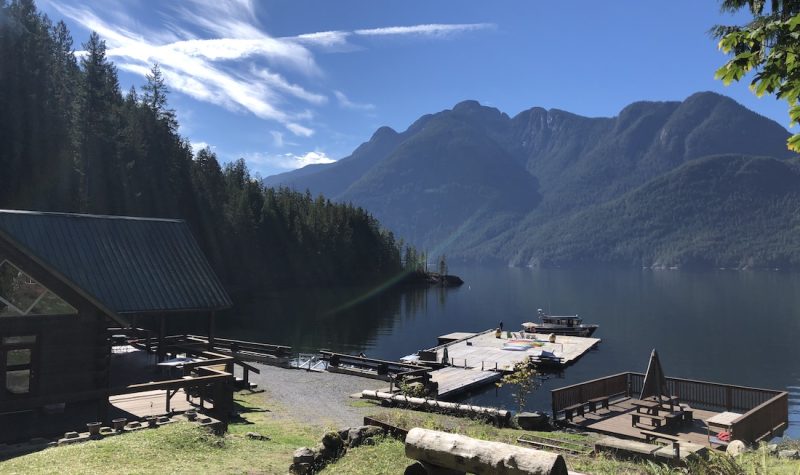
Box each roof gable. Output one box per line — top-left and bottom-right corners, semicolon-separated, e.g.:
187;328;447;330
0;210;232;315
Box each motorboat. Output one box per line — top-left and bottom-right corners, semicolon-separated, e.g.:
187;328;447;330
521;309;598;337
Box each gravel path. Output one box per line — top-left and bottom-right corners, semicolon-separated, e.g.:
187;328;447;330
247;363;386;428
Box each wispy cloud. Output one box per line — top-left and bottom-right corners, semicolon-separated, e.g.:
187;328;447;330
246;150;336;171
354;23;495;37
286;123;315;137
270;131;284;148
334;90;375;111
50;0;493;137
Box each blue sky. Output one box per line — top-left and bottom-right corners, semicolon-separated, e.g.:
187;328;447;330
39;0;792;178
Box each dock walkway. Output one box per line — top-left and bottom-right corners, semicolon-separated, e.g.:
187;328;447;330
430;367;502;399
430;330;600;372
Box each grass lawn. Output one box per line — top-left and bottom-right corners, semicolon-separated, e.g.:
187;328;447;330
2;393;799;474
0;392;321;475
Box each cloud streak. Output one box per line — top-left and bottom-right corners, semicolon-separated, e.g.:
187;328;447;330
354;23;495;37
50;0;493;137
334;90;375;111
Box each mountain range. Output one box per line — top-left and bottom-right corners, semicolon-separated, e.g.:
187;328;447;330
264;92;800;269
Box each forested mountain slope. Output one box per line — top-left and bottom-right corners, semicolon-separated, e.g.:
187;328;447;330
267;92;798;268
0;1;404;291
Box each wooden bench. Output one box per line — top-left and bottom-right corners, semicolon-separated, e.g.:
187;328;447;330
640;430;680;443
587;396;610;412
631;413;664;428
664;411;684;428
562;403;585;421
640;430;682;459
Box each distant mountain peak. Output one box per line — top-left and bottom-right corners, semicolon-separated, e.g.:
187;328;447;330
370;126;398;141
452;99;484;111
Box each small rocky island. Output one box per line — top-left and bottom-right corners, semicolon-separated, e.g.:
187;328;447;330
399;270;464;287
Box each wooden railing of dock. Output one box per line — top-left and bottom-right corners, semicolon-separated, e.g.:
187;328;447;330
551;373;629;413
627;372;778;413
551;372;787;443
731;391;789;443
319;350;431;381
185;335;292;357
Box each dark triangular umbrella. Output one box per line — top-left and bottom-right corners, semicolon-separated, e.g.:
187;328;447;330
639;349;669;400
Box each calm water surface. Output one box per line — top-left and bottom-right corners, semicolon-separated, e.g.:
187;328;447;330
220;267;800;438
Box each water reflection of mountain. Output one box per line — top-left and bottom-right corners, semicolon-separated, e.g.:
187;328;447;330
217;284;431;355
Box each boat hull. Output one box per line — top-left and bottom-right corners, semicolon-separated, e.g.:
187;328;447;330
523;325;598;338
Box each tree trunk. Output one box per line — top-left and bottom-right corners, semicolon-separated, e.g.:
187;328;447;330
404;428;568;475
361;391;510;425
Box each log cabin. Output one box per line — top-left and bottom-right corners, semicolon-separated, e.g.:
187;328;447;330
0;210;232;443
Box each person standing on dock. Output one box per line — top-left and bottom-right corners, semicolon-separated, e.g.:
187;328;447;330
499;321;504;331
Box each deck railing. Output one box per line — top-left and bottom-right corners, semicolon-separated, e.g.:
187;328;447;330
628;372;778;413
319;350;429;378
731;391;789;443
551;373;629;413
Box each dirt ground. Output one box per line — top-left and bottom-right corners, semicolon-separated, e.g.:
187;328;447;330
246;363;386;428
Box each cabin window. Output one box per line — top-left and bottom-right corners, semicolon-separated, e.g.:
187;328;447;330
2;335;36;395
0;260;77;317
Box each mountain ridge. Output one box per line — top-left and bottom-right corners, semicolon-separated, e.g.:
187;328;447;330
264;92;799;269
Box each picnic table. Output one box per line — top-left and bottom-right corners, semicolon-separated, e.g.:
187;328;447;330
631;399;662;415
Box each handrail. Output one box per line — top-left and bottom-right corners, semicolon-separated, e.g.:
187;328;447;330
110;372;231;396
319;350;424;369
730;391;789;442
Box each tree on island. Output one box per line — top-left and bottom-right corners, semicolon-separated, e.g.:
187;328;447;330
713;0;800;150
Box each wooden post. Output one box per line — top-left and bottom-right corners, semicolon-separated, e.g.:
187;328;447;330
158;316;166;363
726;386;733;411
207;311;216;350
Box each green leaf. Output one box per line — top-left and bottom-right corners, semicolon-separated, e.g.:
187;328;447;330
787;133;800;153
788;14;800;30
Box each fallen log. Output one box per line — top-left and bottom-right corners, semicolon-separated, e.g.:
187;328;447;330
361;391;510;425
405;428;568;475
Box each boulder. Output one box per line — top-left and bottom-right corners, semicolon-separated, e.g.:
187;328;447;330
726;440;747;457
316;442;340;462
767;443;778;454
321;431;344;451
291;462;313;475
516;412;550;431
778;449;799;459
346;425;385;448
292;447;316;465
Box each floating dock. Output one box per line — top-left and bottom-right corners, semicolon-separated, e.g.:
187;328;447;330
429;367;502;399
428;329;600;372
393;329;600;400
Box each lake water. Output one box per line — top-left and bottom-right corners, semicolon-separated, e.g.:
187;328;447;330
220;267;800;438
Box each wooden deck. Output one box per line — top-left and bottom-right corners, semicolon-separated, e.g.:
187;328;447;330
430;367;502;399
568;397;721;448
437;332;477;345
432;330;600;372
110;389;196;418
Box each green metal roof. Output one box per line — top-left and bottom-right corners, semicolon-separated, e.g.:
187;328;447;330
0;210;232;315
